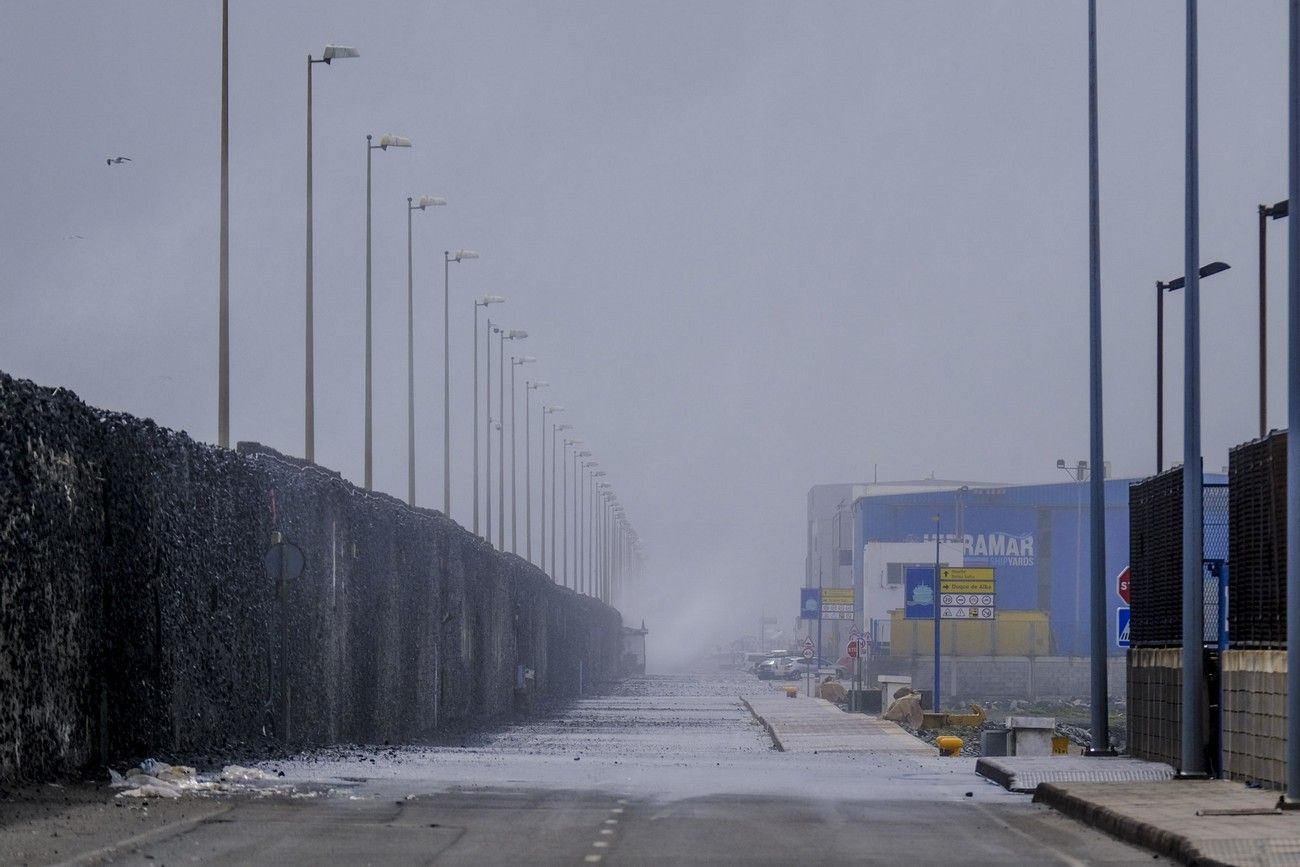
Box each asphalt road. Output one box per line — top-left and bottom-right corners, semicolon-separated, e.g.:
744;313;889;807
1;673;1159;865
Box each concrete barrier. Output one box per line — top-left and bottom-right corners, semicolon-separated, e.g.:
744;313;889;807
0;371;621;785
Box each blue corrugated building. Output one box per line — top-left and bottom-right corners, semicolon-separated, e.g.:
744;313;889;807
851;477;1227;657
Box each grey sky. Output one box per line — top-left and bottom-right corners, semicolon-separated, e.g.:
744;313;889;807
0;2;1292;661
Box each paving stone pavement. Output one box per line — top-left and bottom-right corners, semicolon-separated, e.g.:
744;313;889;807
976;755;1175;793
740;693;935;754
1035;778;1300;866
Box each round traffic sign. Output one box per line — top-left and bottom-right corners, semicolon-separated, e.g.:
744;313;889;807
802;646;814;660
1117;565;1131;606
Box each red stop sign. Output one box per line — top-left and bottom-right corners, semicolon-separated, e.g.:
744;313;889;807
847;641;859;658
1117;566;1131;606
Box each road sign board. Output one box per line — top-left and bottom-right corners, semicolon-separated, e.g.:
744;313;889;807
799;588;820;619
802;636;814;660
847;640;859;659
904;566;936;620
821;588;855;605
1117;566;1131;606
941;606;995;620
1117;607;1131;648
940;567;995;594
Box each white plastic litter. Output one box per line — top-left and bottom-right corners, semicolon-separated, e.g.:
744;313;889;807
219;765;271;782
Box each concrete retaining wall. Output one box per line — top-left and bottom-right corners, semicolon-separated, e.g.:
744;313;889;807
1126;647;1181;769
0;372;621;785
1222;649;1287;788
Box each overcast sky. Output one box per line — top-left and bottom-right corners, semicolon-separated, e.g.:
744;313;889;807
1;2;1293;664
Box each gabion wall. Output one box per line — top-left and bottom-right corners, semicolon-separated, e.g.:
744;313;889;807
0;372;622;785
1129;470;1183;646
1228;432;1287;647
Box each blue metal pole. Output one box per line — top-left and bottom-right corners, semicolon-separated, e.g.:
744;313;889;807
1180;0;1206;777
933;519;941;712
1285;0;1300;805
1086;0;1112;756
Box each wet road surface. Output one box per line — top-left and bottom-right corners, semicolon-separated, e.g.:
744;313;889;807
6;673;1158;865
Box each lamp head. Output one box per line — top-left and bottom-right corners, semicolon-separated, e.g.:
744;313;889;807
529;380;550;389
321;44;359;62
546;405;565;413
413;195;446;210
477;294;505;306
507;329;528;339
516;356;537;364
451;249;479;261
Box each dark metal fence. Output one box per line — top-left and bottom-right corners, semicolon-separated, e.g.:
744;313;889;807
1129;472;1228;647
1228;432;1287;647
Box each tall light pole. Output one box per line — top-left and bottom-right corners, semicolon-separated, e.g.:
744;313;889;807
575;450;592;589
1154;261;1230;472
1085;0;1111;756
564;439;583;586
542;408;565;571
1260;200;1288;439
486;319;494;541
1181;0;1205;778
526;382;550;563
364;133;412;490
218;0;229;449
510;356;537;553
582;459;599;593
406;196;447;506
473;297;504;534
1284;0;1300;804
498;329;527;549
304;43;359;463
591;470;606;594
444;250;478;515
553;424;572;579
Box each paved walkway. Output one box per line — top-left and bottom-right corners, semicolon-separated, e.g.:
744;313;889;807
740;692;934;754
976;755;1175;793
1035;778;1300;866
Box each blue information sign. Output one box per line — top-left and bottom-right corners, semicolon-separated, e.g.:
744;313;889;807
1116;607;1131;648
799;588;820;620
904;566;936;620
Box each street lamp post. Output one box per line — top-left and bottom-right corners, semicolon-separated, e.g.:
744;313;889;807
219;0;229;450
486;319;493;541
1181;0;1205;778
497;330;527;549
1285;0;1300;802
510;356;537;553
582;459;599;593
406;196;447;506
553;424;572;579
305;44;359;463
1260;200;1288;439
1154;261;1230;472
473;295;503;535
575;450;592;591
542;408;564;571
443;250;478;515
526;383;550;563
364;133;412;490
563;439;582;586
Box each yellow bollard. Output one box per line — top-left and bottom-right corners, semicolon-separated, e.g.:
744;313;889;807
784;686;798;698
1052;735;1070;755
936;736;964;757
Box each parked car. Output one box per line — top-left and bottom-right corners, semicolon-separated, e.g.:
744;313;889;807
790;656;837;677
756;656;798;680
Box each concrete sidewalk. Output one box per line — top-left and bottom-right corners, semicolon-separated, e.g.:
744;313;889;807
740;693;933;754
1034;778;1300;866
976;755;1175;793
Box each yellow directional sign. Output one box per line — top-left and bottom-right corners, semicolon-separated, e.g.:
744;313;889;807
940;567;995;594
821;588;855;605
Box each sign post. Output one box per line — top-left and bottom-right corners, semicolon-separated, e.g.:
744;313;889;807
802;636;815;697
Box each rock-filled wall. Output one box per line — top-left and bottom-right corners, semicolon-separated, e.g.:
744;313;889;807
0;372;622;785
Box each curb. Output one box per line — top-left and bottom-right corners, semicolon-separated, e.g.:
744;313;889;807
974;757;1018;791
738;696;786;752
1033;783;1228;867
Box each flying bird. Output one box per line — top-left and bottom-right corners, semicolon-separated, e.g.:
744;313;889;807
106;156;131;165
